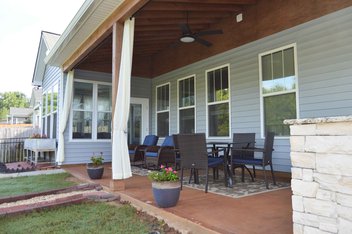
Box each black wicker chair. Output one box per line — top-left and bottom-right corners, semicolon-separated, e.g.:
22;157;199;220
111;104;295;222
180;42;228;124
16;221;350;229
231;132;276;189
230;133;256;182
175;133;225;193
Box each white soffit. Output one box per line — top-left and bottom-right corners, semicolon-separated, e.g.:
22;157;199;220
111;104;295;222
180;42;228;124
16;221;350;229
45;0;124;67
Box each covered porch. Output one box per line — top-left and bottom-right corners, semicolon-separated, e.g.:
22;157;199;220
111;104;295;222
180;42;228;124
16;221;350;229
64;163;292;234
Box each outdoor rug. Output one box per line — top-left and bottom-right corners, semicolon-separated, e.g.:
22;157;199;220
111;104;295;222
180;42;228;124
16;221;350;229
131;166;290;199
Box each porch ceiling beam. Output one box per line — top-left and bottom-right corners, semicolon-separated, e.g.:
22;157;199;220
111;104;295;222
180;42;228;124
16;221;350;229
153;0;256;5
134;24;208;32
143;2;242;12
136;17;222;26
62;0;149;72
136;11;232;19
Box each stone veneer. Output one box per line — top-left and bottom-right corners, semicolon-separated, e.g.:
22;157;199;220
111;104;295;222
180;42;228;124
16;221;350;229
284;116;352;234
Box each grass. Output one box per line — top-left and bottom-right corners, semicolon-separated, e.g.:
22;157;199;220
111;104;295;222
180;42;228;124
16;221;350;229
0;173;77;197
0;202;161;234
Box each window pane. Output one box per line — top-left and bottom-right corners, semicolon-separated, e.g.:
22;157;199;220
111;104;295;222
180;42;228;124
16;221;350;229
97;112;111;139
179;108;195;134
157;112;169;137
53;85;58;112
47;117;51;138
262;54;272;81
157;84;169;111
53;112;57;139
179;77;195;108
72;111;92;139
208;103;229;137
272;51;283;79
284;47;295;77
73;82;93;110
208;67;229;103
47;91;52;113
207;71;215;102
128;104;142;145
264;93;296;136
42;118;46;135
42;93;46;115
97;85;112;112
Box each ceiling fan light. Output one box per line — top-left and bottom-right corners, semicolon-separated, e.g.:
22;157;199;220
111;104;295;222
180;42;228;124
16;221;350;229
180;35;195;43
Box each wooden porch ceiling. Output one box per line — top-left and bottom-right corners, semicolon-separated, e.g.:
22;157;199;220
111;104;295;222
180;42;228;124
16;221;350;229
76;0;256;74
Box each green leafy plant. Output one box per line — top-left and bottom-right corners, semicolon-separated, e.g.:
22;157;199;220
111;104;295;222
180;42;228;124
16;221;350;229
148;165;179;182
90;152;104;167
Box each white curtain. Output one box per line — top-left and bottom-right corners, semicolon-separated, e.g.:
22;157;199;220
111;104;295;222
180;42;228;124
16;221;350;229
56;70;74;165
112;18;135;179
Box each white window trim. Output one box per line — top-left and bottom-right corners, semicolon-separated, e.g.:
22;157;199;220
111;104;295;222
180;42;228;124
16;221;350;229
69;79;112;142
177;75;196;133
259;43;300;139
41;81;59;139
205;64;231;139
155;82;171;137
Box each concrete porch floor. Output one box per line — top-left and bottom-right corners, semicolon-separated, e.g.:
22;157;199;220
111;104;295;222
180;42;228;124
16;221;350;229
63;164;293;234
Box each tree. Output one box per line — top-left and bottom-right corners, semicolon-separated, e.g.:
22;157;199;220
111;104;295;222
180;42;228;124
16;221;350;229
0;92;29;120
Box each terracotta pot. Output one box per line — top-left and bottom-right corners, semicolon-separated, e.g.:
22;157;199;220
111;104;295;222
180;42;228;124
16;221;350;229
152;181;181;208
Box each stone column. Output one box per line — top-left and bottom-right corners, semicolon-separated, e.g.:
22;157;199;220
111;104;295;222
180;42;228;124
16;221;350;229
284;116;352;234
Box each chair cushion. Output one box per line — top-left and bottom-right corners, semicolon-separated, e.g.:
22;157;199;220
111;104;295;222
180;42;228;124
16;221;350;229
161;135;174;147
208;157;223;168
143;135;158;146
145;152;158;157
233;158;262;165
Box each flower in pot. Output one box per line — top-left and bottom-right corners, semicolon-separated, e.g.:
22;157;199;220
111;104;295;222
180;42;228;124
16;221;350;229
148;165;181;208
87;152;104;179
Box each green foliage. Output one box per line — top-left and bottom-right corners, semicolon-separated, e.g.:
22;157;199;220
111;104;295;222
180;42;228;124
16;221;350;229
90;152;104;167
0;173;77;197
148;165;179;182
0;203;153;234
0;91;29;119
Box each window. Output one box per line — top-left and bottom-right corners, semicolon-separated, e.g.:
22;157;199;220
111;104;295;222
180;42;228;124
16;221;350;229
41;83;59;138
259;44;298;137
156;83;170;137
206;65;230;138
71;81;112;140
178;76;195;133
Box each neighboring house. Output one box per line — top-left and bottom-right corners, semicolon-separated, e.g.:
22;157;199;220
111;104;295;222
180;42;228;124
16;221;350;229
7;107;33;124
29;88;42;128
32;31;60;137
34;0;352;172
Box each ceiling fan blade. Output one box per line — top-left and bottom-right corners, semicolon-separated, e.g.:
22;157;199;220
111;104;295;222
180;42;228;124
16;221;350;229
195;29;223;37
194;37;212;47
180;23;191;35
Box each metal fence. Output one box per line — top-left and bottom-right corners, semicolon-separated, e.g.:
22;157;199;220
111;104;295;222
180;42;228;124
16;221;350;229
0;138;27;163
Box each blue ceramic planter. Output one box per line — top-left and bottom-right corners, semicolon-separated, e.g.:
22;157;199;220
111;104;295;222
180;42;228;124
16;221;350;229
152;181;181;208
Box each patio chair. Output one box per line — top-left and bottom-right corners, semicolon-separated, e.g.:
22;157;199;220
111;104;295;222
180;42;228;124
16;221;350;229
129;135;159;166
231;132;276;189
144;135;176;169
175;133;225;193
230;133;256;182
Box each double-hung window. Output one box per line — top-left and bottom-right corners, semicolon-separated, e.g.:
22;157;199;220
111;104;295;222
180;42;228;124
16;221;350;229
259;44;298;137
156;83;170;137
206;65;230;138
178;76;195;133
71;81;112;140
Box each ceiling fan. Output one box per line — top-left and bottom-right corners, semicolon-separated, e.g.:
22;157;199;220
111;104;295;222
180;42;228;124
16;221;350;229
179;12;223;47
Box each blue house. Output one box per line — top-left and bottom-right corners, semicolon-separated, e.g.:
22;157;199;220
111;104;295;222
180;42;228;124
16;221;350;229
33;0;352;174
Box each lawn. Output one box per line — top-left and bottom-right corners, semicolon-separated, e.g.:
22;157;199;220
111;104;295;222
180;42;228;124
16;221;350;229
0;173;77;197
0;202;168;234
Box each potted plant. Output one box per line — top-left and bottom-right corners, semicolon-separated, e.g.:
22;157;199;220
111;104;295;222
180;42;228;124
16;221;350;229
148;165;181;208
87;152;104;179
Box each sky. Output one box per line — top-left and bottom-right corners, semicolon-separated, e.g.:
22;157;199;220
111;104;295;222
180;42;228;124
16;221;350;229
0;0;86;98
